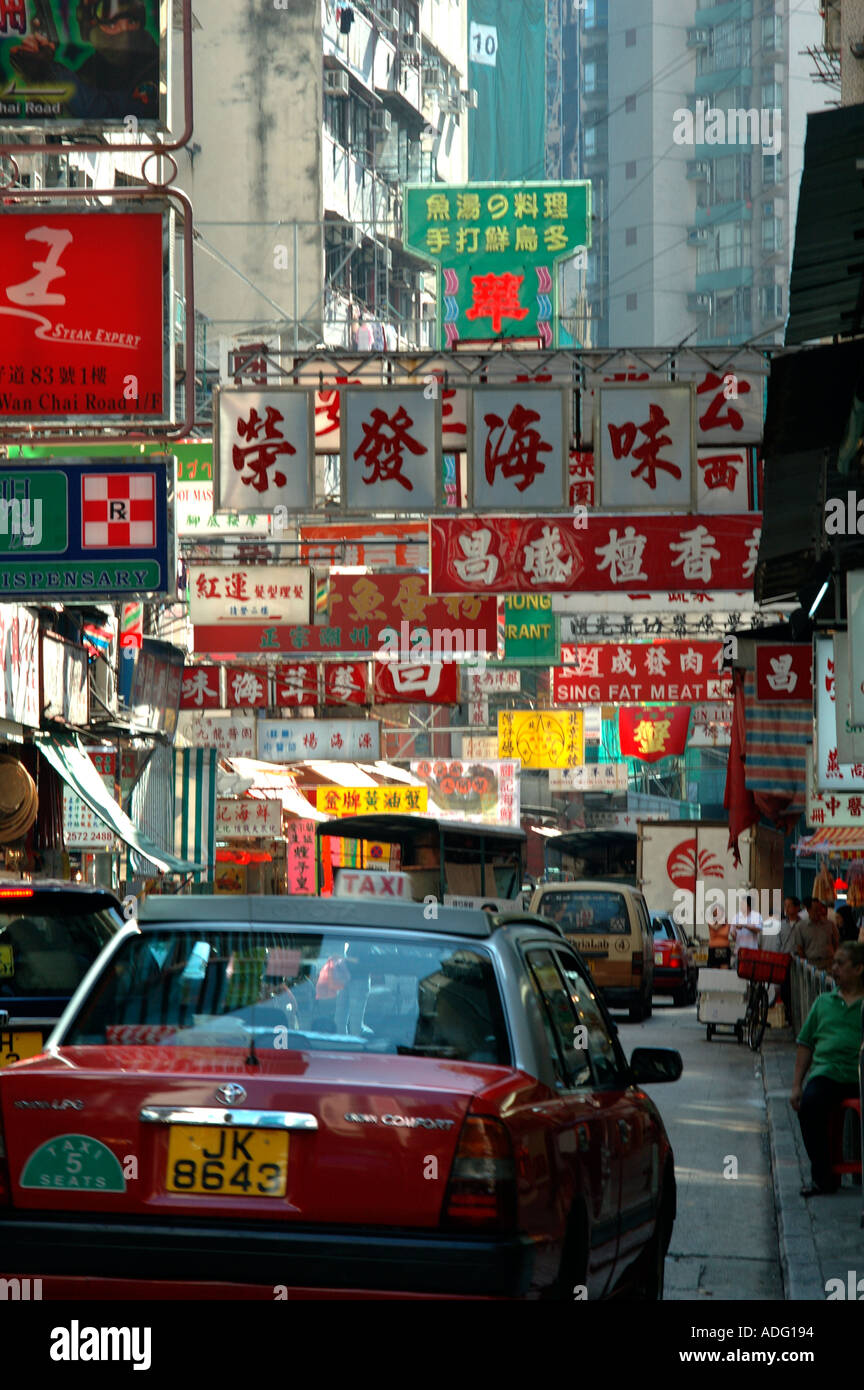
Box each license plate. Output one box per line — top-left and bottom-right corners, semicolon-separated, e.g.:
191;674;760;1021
0;944;13;978
166;1125;288;1197
654;952;664;966
0;1031;42;1068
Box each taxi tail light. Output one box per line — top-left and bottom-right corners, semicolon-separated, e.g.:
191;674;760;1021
442;1115;516;1232
0;1112;9;1206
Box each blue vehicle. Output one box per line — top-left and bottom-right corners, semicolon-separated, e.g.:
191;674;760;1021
0;881;125;1068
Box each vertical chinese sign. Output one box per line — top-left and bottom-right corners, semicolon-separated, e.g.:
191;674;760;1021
285;819;317;895
403;182;591;348
214;387;314;515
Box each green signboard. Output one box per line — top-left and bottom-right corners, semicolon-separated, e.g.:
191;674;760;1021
403;181;590;349
501;594;558;667
0;470;67;554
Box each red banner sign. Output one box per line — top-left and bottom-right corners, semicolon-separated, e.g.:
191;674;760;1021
300;522;427;568
330;573;498;654
0;212;165;421
181;665;221;709
373;661;460;704
618;706;691;762
755;644;813;702
275;662;319;705
323;661;368;705
225;666;270;708
554;642;729;703
431;515;761;594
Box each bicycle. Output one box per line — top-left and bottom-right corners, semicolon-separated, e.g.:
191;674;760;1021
737;948;790;1051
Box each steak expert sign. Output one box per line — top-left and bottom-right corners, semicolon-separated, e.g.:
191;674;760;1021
0;212;166;423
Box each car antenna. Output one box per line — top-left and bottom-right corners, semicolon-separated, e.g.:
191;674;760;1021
245;1030;260;1068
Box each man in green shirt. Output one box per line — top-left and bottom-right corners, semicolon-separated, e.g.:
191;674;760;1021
791;942;864;1196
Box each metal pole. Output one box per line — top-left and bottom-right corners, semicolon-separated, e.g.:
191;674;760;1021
294;222;300;352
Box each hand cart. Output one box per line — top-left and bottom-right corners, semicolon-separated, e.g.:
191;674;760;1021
697;967;748;1042
736;948;790;1051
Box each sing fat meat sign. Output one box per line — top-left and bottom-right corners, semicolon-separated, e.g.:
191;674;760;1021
0;459;173;599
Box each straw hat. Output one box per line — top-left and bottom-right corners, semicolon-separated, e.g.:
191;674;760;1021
0;755;38;843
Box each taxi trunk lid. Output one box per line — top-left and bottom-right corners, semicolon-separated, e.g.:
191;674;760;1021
1;1048;513;1226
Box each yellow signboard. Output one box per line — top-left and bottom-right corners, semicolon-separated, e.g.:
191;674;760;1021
317;786;428;817
498;711;584;769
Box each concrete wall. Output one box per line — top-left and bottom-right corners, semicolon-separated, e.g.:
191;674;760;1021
186;0;324;344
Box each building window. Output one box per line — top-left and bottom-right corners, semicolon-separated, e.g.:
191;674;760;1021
625;28;636;47
625;226;637;245
625;94;636;113
762;151;783;185
625;160;636;179
626;293;637;311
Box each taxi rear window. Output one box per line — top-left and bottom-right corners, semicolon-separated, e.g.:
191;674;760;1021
0;897;122;997
538;891;629;935
63;927;512;1065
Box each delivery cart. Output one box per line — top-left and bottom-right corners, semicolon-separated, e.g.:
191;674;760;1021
736;948;791;1051
697;967;748;1042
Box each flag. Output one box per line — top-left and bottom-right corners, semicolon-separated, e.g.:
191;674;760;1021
174;748;217;882
618;705;690;763
742;670;810;829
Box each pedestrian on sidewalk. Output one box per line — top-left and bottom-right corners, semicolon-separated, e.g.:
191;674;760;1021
786;898;839;972
790;941;864;1197
730;891;762;958
707;903;731;968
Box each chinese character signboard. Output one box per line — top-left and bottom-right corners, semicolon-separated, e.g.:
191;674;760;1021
181;665;222;710
403;181;591;348
431;515;761;594
330;573;498;657
276;661;320;706
597;385;695;510
373;661;459;704
696;448;750;513
322;662;367;705
213;387;314;516
549;764;629;792
815;635;864;792
554;642;728;703
471;388;567;510
63;747;115;849
285;818;317;893
461;667;521;696
257;717;380;762
755;645;813;702
0;459;172;598
316;785;428;817
0;212;168;424
216;799;282;839
498;710;583;768
618;706;691;763
300;522;428;569
342;390;439;512
503;595;557;665
0;1;165;129
673;352;766;445
410;758;521;827
847;572;864;729
0;604;39;725
806;752;864;828
225;667;270;709
176;713;257;759
461;736;499;759
188;564;310;626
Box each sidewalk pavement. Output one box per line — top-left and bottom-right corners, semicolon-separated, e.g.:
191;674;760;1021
761;1026;863;1301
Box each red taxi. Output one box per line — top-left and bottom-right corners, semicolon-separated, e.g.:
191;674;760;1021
0;896;682;1300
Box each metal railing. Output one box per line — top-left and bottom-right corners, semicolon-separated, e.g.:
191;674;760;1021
788;955;834;1037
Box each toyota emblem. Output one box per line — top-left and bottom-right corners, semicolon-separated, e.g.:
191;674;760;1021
215;1083;247;1106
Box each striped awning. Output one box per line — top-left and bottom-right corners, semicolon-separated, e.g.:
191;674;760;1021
796;825;864;856
743;672;811;815
174;748;217;881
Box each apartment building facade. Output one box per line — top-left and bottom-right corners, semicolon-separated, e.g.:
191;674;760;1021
562;0;821;348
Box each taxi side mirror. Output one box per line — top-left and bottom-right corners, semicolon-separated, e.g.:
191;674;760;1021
630;1047;683;1084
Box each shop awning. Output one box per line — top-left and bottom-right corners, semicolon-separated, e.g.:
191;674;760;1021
796;826;864;856
37;735;207;874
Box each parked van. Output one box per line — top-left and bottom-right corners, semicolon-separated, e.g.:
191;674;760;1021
529;880;655;1022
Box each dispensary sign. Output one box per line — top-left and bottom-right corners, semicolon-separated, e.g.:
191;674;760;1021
0;458;173;598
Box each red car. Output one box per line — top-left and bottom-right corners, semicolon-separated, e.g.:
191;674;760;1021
651;912;698;1007
0;896;682;1300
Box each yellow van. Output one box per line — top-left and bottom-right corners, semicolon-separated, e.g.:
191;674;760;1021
529;880;655;1021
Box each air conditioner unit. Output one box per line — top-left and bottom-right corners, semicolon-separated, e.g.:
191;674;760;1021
410;270;425;291
687;227;709;243
384;248;393;270
370;109;392;133
404;32;421;52
686;27;709;45
466;88;478;108
423;63;443;87
686;160;709;179
325;69;350;96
